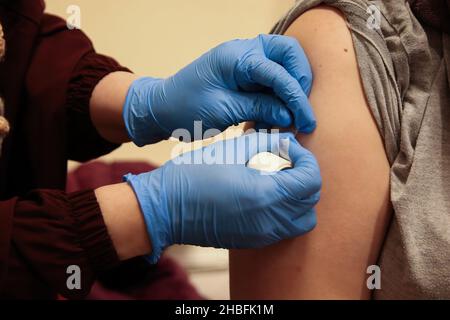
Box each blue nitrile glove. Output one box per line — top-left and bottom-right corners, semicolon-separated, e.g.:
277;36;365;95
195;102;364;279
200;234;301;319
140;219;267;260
123;34;315;147
124;132;321;263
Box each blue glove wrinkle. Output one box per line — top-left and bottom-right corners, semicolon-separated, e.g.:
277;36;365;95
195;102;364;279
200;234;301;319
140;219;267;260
260;34;313;95
124;172;172;264
123;77;170;146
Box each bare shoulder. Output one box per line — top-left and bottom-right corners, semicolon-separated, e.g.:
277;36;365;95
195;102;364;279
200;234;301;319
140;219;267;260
283;5;382;157
284;5;354;70
284;5;361;106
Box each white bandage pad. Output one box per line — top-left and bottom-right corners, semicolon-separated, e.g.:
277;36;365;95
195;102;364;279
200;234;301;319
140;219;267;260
247;152;292;172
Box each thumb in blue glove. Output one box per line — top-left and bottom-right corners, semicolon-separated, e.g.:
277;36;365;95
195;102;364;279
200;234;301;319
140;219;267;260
124;132;321;263
123;34;315;147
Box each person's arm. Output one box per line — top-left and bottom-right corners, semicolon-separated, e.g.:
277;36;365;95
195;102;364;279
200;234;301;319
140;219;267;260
95;183;151;261
229;6;393;299
65;51;135;160
0;185;151;299
90;71;139;144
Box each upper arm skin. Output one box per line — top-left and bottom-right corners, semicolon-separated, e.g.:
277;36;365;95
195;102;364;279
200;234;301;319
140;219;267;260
229;6;392;299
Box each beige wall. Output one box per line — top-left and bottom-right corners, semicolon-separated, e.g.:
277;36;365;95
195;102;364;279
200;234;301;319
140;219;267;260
45;0;294;168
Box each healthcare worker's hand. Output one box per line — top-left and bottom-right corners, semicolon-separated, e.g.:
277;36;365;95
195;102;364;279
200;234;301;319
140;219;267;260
123;34;315;146
124;132;321;263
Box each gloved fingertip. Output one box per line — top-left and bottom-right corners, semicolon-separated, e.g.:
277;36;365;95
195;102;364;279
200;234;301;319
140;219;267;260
296;119;317;134
299;209;318;233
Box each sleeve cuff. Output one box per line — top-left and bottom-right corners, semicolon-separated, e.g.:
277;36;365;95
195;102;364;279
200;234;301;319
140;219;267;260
68;190;120;273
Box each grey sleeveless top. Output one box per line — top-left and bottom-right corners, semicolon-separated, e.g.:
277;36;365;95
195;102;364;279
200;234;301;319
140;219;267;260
272;0;450;299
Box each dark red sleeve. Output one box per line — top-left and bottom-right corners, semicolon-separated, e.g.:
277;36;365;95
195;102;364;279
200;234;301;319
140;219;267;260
26;14;131;164
0;189;120;299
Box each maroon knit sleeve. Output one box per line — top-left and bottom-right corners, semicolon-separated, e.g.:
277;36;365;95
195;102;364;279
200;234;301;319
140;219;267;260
67;52;132;162
26;13;132;163
0;189;120;299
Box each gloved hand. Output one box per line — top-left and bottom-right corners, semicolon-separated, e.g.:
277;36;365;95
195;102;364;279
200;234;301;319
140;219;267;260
123;34;315;146
124;132;321;263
